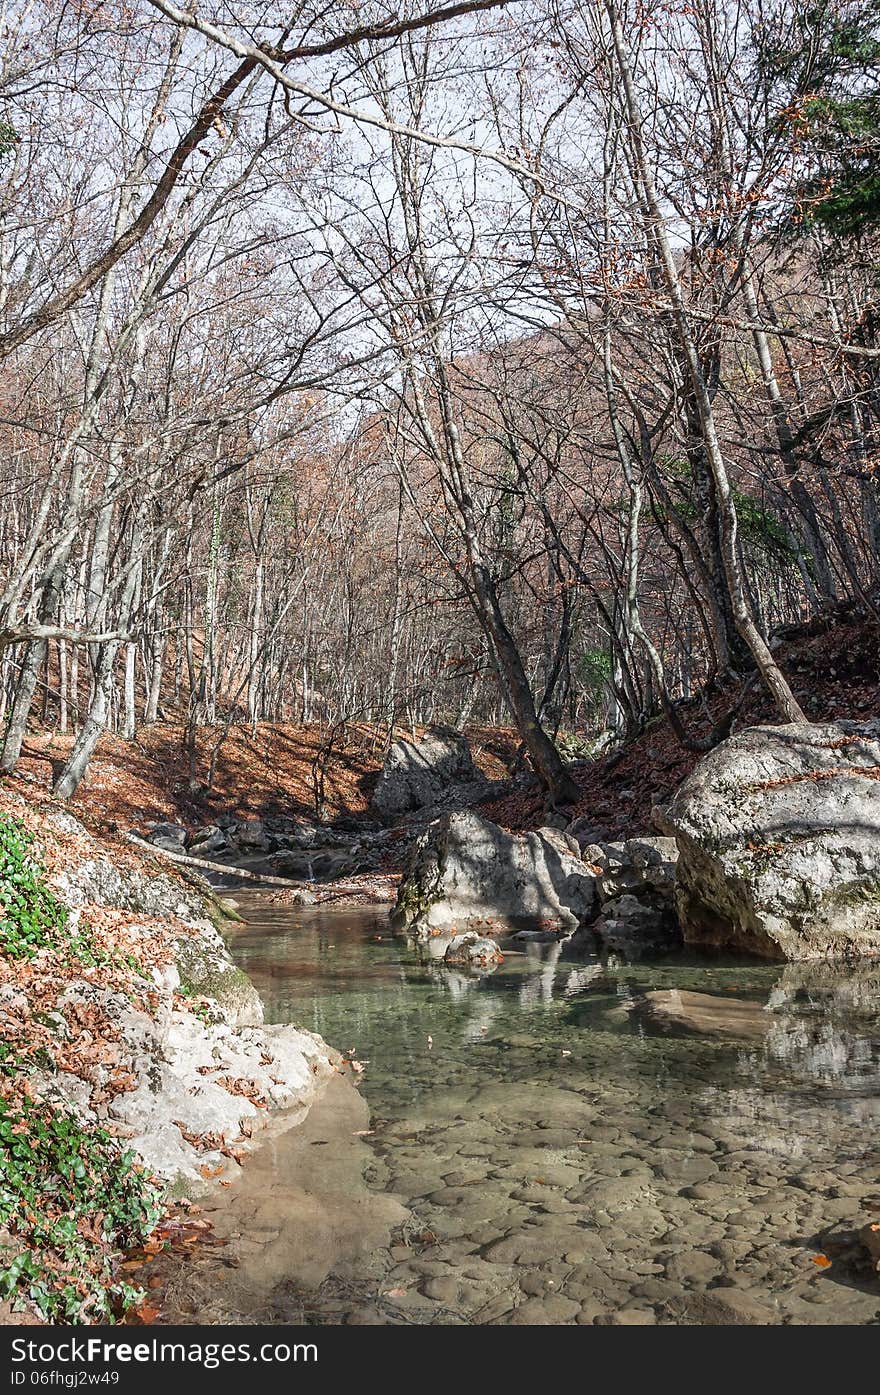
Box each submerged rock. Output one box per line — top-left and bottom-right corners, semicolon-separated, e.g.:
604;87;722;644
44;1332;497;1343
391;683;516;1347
630;989;770;1039
371;726;483;819
392;809;595;937
859;1220;880;1274
668;720;880;960
444;931;504;968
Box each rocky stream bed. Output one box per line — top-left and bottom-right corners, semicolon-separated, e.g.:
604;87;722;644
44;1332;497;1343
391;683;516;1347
146;895;880;1327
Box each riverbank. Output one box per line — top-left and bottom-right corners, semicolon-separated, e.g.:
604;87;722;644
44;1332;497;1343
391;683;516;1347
0;788;340;1324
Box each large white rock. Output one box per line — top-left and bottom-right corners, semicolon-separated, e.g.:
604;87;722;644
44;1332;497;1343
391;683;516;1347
111;1018;333;1182
668;720;880;960
392;809;595;937
371;726;482;818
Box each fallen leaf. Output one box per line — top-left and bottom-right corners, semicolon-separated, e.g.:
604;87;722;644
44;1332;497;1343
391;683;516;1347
811;1254;832;1268
133;1302;161;1324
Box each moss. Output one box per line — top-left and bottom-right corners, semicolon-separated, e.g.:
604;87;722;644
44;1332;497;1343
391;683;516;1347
216;895;244;923
394;853;445;927
824;879;880;910
203;893;244;936
174;929;262;1023
170;863;243;932
179;961;252;1007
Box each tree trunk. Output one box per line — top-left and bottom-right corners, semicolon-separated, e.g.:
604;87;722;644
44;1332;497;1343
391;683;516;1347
606;0;806;724
469;555;581;803
0;560;66;771
52;640;118;800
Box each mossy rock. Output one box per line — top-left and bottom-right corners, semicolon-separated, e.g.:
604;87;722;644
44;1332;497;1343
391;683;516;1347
174;927;263;1026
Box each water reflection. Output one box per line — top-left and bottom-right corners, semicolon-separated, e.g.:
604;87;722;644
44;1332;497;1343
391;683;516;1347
233;896;880;1093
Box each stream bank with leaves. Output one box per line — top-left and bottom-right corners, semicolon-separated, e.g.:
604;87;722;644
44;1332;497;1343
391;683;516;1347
0;792;337;1323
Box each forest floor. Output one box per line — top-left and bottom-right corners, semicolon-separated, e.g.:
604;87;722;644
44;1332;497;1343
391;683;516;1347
7;609;880;856
11;721;517;834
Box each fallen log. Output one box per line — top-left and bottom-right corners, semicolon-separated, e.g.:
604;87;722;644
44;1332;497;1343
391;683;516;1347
125;833;305;890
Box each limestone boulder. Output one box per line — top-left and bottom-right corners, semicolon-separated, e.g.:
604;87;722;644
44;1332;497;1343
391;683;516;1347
235;818;271;851
146;821;188;853
52;854;211;925
392;809;595;937
371;726;483;820
174;921;264;1026
188;825;230;858
109;1018;333;1182
560;835;680;959
668;720;880;960
583;836;678;906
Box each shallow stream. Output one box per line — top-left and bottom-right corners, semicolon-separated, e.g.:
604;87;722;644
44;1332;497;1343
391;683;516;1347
161;896;880;1325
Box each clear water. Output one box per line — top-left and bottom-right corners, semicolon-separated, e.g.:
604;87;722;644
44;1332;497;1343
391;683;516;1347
217;897;880;1325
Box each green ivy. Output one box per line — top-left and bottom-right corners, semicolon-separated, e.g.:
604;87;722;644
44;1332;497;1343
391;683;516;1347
0;1093;162;1322
0;815;144;978
0;815;70;959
